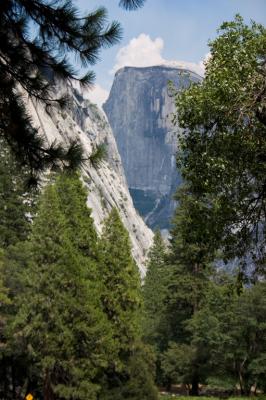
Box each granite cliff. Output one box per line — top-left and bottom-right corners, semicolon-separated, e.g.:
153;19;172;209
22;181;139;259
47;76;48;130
103;65;201;230
26;80;153;276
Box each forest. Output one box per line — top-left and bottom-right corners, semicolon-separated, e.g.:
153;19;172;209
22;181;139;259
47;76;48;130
0;0;266;399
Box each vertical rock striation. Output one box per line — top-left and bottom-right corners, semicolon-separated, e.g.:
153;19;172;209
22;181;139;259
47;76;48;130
103;65;201;230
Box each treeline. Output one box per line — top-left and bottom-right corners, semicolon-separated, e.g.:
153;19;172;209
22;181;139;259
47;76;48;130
142;16;266;396
142;232;266;395
0;144;157;400
0;10;265;399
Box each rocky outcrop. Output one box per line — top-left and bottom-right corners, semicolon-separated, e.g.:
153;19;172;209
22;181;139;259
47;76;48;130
26;80;153;276
103;65;201;230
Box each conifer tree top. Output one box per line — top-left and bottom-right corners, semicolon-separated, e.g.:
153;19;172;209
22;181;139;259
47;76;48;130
0;0;144;180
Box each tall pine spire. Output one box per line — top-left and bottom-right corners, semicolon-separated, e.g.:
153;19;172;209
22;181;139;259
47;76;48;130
11;182;111;400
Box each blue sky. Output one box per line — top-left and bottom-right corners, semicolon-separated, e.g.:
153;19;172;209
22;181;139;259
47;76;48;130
75;0;266;105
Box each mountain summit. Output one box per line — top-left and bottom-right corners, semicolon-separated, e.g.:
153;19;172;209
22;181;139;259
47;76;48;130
104;65;201;230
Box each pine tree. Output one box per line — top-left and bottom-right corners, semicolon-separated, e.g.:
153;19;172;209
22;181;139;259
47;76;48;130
55;172;98;260
99;208;141;361
0;0;145;179
160;185;216;395
0;249;13;399
0;139;35;247
119;343;158;400
142;231;169;350
98;208;157;399
119;0;146;9
11;183;111;400
0;249;11;352
0;140;37;397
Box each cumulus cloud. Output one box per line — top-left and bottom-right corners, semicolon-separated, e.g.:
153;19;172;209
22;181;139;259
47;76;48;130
111;34;165;73
111;33;209;77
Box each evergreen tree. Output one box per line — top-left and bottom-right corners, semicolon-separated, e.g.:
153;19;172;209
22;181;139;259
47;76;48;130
159;17;266;391
119;0;146;10
100;208;141;355
0;140;37;397
0;250;13;399
0;140;35;247
0;249;11;354
156;16;266;393
0;0;144;179
119;343;158;400
10;183;111;400
55;172;98;260
180;274;238;393
98;208;157;400
186;277;266;395
0;242;35;400
142;231;169;351
99;208;141;376
159;185;216;395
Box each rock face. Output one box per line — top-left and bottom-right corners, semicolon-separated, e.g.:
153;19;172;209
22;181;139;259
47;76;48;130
26;80;153;276
103;66;201;230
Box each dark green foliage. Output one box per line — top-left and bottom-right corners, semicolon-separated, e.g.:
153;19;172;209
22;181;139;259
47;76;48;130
142;231;169;350
0;141;37;398
0;140;35;247
89;143;108;168
100;344;158;400
119;344;158;400
98;208;157;399
8;179;111;399
161;343;197;387
224;282;266;394
99;208;141;355
141;183;217;394
139;16;266;396
170;185;221;270
152;18;266;392
54;172;98;259
0;170;157;398
0;0;145;178
119;0;146;10
187;278;266;394
160;193;212;394
0;249;11;350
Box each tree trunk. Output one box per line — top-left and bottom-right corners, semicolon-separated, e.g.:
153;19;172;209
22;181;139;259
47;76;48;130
11;362;16;400
44;370;54;400
189;375;199;396
165;378;172;393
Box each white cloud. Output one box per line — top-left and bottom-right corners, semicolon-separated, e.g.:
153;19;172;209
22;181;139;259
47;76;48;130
74;37;211;107
111;34;165;73
84;84;109;108
111;33;209;77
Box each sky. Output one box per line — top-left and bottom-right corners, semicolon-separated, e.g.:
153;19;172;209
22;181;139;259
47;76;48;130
75;0;266;106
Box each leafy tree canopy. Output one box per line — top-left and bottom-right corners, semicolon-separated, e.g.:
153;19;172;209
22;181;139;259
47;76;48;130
175;15;266;272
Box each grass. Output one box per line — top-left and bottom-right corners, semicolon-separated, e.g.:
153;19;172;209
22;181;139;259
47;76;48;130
159;397;266;400
159;397;217;400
